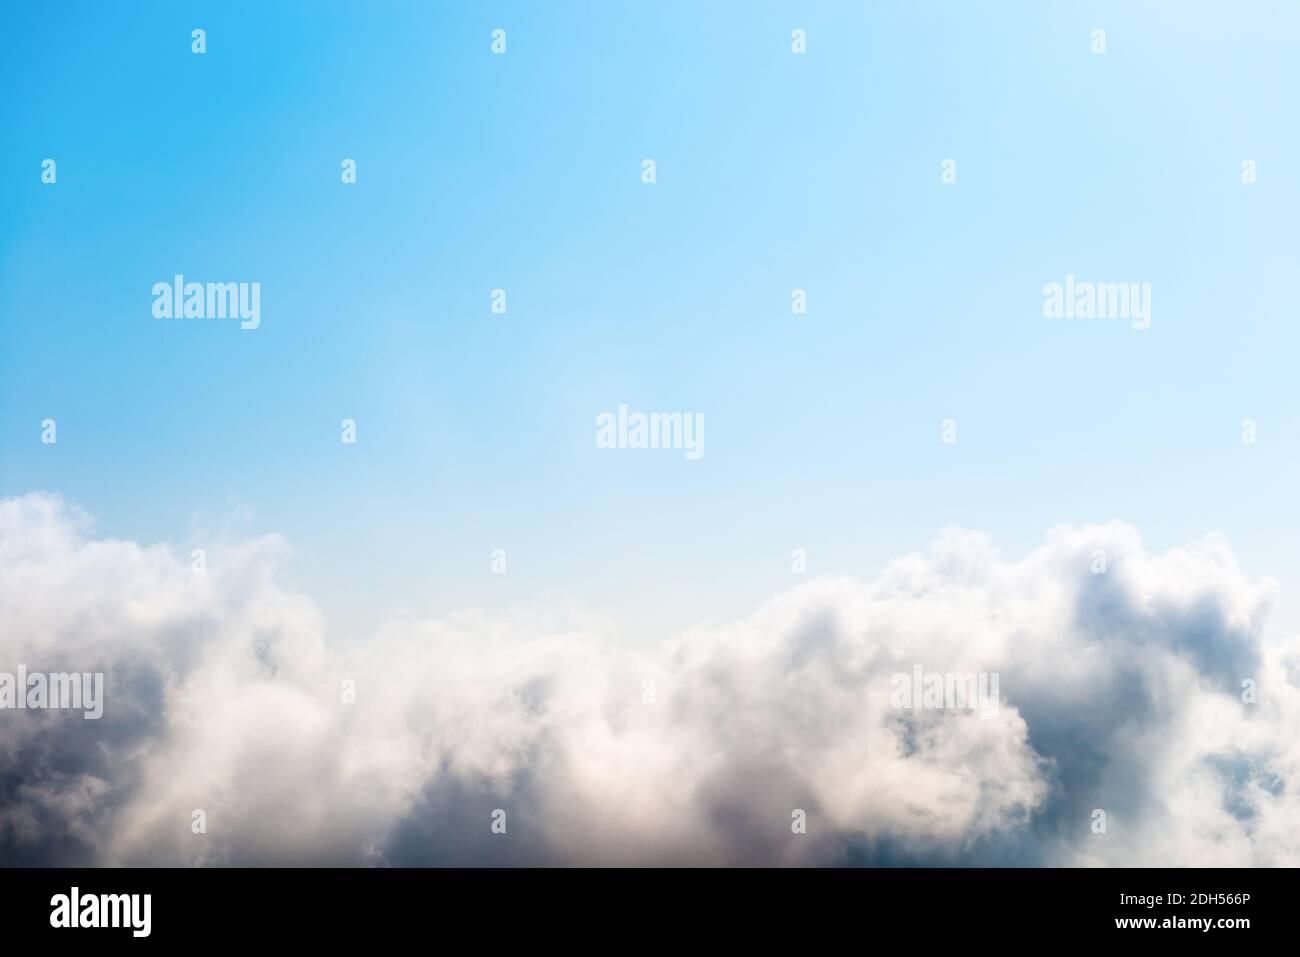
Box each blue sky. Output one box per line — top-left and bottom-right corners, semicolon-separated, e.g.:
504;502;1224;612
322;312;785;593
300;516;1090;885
3;1;1298;644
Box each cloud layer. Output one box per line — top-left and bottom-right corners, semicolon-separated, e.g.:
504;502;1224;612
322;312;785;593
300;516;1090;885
2;492;1297;866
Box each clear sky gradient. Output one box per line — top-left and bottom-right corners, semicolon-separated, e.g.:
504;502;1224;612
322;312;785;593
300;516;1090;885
3;1;1298;644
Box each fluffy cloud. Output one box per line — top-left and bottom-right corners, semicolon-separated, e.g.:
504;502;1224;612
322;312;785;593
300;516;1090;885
1;492;1297;866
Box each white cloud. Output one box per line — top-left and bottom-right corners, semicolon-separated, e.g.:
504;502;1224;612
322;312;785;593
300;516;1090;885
1;492;1297;865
